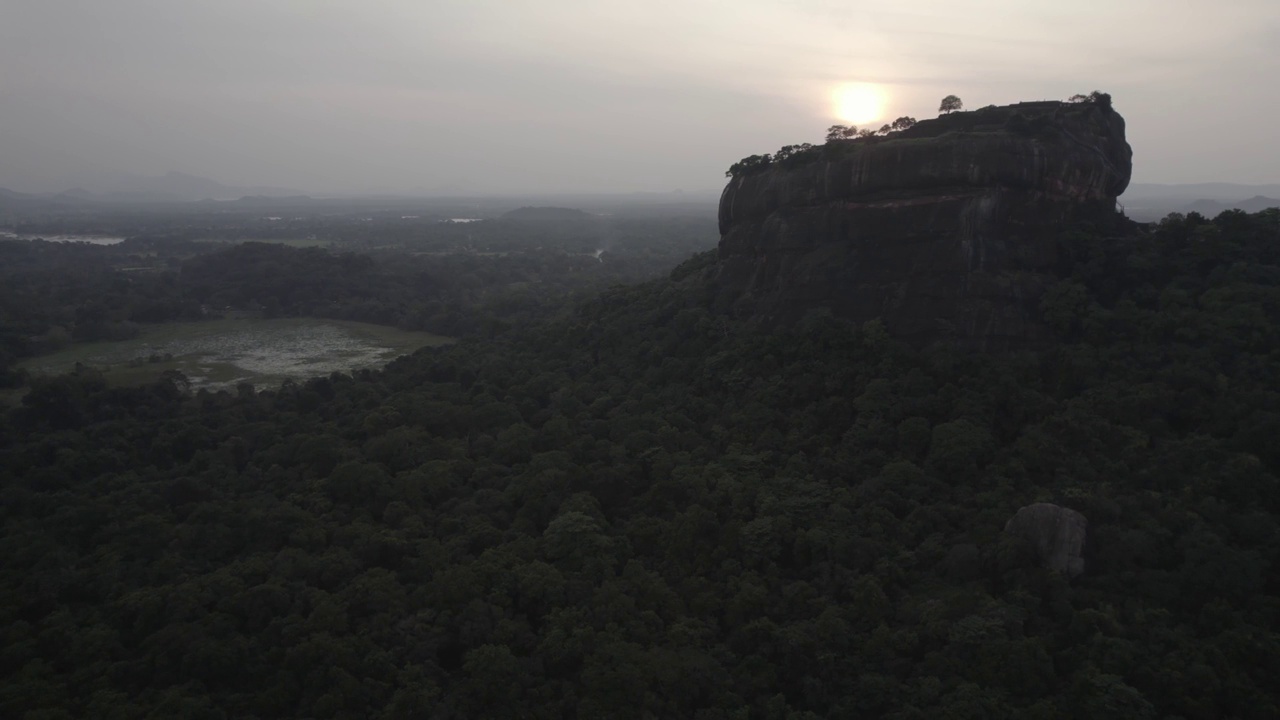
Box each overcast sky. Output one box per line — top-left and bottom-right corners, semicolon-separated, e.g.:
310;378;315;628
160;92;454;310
2;0;1277;194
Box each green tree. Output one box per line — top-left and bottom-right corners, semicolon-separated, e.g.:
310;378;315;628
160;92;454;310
725;153;773;178
939;95;963;114
825;124;857;141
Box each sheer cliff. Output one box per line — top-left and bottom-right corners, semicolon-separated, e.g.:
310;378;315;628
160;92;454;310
710;99;1133;346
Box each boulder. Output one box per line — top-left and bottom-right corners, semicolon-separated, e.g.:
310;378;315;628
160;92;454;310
1003;502;1088;577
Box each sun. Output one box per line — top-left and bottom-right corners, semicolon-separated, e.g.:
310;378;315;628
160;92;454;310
833;83;887;126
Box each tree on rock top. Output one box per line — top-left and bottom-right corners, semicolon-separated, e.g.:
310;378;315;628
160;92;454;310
1069;90;1113;110
825;124;858;141
939;95;963;114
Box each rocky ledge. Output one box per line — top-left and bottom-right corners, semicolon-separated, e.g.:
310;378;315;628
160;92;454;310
710;99;1133;347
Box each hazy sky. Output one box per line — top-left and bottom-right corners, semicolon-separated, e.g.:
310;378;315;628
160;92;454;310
2;0;1277;194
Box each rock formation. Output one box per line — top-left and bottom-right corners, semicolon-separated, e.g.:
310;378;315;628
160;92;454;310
1003;503;1088;578
710;99;1133;347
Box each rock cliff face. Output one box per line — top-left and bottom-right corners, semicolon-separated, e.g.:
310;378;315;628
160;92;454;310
711;100;1133;346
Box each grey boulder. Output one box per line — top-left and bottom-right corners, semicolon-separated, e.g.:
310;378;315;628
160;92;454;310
1004;503;1088;578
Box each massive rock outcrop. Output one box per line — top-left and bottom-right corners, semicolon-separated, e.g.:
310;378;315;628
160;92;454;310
711;99;1132;346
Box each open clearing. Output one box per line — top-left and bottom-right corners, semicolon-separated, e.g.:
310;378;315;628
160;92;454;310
19;318;453;390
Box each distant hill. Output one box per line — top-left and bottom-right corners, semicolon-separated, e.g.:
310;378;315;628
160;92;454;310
1178;196;1280;215
501;206;593;223
0;171;303;204
75;171;301;203
222;195;317;208
1239;195;1280;212
1124;182;1280;201
5;172;304;205
0;186;93;214
1122;184;1280;221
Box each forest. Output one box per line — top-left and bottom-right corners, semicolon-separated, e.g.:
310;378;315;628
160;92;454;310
1;207;1279;718
0;208;717;387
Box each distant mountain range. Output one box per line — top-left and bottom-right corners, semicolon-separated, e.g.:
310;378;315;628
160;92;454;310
1121;183;1280;221
1175;195;1280;214
1;172;300;205
87;171;300;202
3;175;1276;221
1123;183;1280;201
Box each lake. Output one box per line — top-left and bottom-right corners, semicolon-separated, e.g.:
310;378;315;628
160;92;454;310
0;230;125;245
19;318;453;390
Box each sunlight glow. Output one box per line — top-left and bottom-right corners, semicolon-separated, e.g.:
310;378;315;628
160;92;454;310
833;83;887;126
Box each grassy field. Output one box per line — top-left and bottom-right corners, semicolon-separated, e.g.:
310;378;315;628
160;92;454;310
18;318;453;390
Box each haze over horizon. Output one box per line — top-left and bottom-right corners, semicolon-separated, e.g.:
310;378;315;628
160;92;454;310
2;0;1278;196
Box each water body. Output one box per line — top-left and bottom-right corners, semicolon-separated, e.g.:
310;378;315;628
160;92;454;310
0;230;125;245
20;318;453;391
